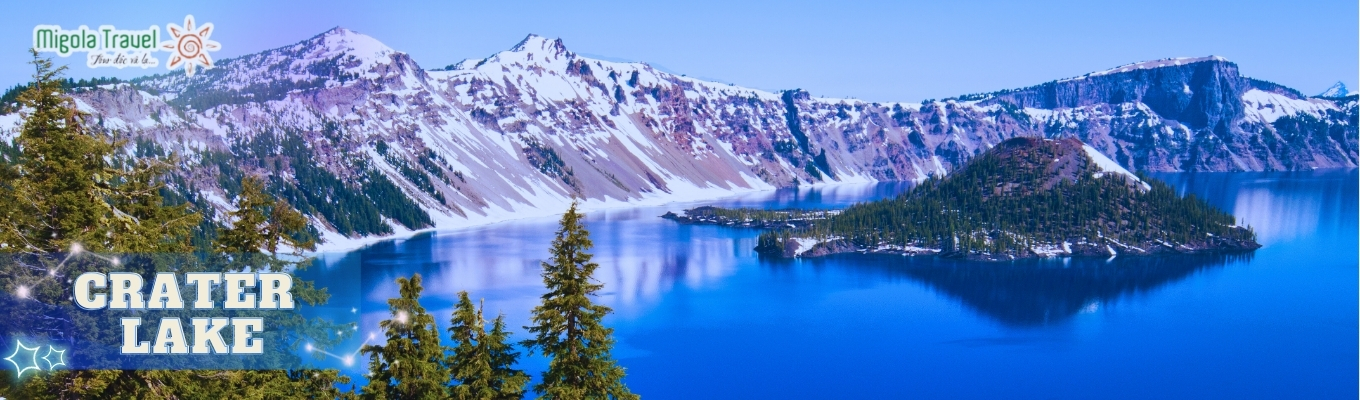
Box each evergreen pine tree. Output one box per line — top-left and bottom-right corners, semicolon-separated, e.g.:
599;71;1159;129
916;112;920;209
106;157;200;253
0;51;200;256
361;274;450;399
217;175;314;256
0;50;118;253
522;202;638;400
448;291;529;400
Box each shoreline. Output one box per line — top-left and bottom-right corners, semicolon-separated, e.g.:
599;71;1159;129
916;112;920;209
755;236;1262;261
307;178;888;254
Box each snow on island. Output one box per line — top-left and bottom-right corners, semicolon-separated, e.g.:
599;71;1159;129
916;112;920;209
1082;144;1151;191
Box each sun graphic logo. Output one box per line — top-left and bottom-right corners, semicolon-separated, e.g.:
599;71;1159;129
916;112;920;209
159;15;220;77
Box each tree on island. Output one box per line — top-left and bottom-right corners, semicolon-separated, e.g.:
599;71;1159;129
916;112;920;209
448;291;530;400
522;202;638;400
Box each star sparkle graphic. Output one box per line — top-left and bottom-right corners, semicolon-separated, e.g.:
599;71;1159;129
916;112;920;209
41;346;65;370
4;340;41;378
160;15;220;77
304;329;370;368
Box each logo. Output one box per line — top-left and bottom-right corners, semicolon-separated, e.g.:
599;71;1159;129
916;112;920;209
160;15;219;77
31;15;219;77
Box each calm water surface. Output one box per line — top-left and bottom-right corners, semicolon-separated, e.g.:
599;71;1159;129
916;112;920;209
300;170;1357;399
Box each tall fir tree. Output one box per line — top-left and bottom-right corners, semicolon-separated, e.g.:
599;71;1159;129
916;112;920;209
448;291;529;400
361;274;450;399
105;157;200;253
217;175;314;256
213;174;331;310
523;202;638;400
0;50;133;254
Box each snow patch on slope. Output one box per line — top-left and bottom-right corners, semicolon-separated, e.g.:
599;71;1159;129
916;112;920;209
1241;89;1334;123
1082;144;1150;191
0;113;23;140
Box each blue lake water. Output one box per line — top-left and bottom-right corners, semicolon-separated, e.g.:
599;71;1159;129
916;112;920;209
299;170;1358;399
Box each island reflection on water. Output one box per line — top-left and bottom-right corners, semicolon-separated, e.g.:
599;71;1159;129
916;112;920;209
782;252;1253;326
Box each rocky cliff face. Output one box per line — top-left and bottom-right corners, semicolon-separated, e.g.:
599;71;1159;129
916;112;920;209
789;56;1357;176
0;29;1353;248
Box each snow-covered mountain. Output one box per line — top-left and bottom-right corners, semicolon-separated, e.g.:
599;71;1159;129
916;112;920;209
1318;81;1349;97
1;28;1355;249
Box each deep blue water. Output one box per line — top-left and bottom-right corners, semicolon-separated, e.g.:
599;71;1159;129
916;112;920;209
298;170;1358;399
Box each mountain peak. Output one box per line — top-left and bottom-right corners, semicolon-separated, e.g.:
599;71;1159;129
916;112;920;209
308;26;395;60
510;34;570;56
451;34;573;71
318;26;353;37
1318;81;1349;97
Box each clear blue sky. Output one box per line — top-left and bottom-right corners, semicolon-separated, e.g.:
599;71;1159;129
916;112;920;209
3;0;1355;102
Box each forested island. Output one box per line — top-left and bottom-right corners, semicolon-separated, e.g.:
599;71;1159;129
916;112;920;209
671;137;1261;261
661;206;838;229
